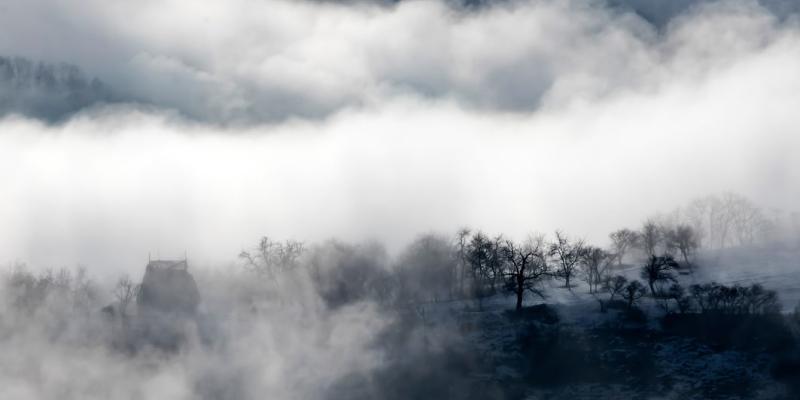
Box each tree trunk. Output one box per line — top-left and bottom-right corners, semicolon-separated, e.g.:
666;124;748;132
681;251;692;273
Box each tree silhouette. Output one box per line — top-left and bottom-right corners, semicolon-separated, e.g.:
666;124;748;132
640;255;679;297
549;230;584;290
502;236;549;311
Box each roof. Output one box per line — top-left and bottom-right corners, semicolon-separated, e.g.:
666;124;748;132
146;259;188;271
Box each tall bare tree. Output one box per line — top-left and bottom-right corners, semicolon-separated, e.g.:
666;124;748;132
609;228;640;266
239;236;305;289
580;246;612;294
113;275;139;318
664;224;700;268
549;231;584;290
502;236;549;311
466;231;496;299
727;193;771;246
640;220;662;257
683;193;769;249
488;234;506;292
455;227;472;298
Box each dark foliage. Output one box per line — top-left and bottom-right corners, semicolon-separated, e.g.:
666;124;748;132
504;304;559;324
640;255;679;297
688;282;781;315
661;313;794;352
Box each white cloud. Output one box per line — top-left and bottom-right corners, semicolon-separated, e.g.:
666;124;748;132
0;0;798;273
5;0;784;122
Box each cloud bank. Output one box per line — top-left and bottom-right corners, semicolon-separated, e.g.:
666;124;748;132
0;0;796;123
0;0;798;274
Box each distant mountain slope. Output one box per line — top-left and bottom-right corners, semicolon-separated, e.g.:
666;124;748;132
0;56;114;122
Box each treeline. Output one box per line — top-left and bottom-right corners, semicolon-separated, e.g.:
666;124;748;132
597;268;780;316
2;265;99;316
235;230;608;312
1;192;788;321
653;192;783;250
232;195;787;317
234;226;688;313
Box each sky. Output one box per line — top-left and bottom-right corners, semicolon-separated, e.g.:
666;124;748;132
0;0;799;277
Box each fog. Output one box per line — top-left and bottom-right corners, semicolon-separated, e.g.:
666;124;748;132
1;1;800;398
2;38;800;272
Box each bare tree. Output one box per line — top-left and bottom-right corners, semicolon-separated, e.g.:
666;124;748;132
622;280;647;310
549;230;584;290
466;231;496;301
605;275;628;301
595;275;627;312
580;246;612;294
113;275;139;318
640;220;661;257
683;193;770;249
640;255;679;297
665;224;700;268
455;227;471;298
702;194;733;249
502;236;549;311
240;236;305;288
275;240;305;271
727;193;771;246
488;234;505;292
609;228;640;266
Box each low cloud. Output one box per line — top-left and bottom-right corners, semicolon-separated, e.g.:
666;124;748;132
0;0;796;123
0;2;799;399
0;0;798;272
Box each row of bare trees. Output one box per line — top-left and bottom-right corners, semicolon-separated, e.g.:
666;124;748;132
2;264;101;324
236;231;615;311
233;199;776;313
456;230;618;311
607;193;777;268
237;229;686;312
239;237;305;292
592;252;781;317
608;222;701;267
683;192;773;249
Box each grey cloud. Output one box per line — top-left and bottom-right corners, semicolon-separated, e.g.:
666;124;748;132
0;1;799;399
610;0;800;27
0;0;799;271
0;56;114;122
1;0;795;124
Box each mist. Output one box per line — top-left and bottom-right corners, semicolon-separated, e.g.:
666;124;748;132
2;48;800;272
1;0;800;399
